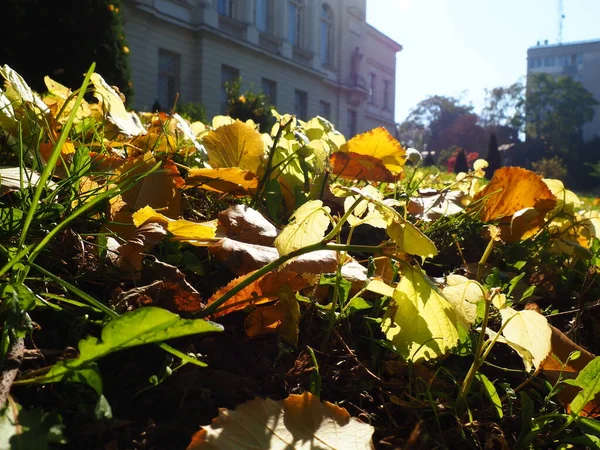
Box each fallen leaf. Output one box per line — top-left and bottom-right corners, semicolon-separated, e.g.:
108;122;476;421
381;264;459;362
218;204;278;246
184;167;259;196
274;200;331;257
441;275;485;328
471;167;557;223
113;280;204;315
538;322;598;417
245;286;300;345
0;166;57;193
330;152;395;182
110;221;167;275
202;120;265;173
209;238;279;275
497;307;552;372
407;189;464;222
330;127;406;182
187;392;374;450
133;206;218;246
90;73;146;137
206;270;309;318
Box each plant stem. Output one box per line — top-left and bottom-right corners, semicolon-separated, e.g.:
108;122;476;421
455;288;499;411
477;236;496;282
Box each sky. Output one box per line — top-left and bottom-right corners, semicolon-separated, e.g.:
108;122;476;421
366;0;600;123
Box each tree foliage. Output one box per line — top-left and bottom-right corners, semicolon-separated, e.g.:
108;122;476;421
485;132;502;179
526;73;597;156
0;0;132;101
225;78;274;133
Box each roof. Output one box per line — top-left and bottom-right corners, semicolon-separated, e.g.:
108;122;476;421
528;38;600;51
366;24;403;52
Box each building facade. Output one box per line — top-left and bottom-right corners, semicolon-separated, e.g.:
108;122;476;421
527;39;600;141
122;0;402;137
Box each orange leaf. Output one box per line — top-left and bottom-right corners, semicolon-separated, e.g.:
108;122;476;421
206;270;309;318
185;167;258;196
330;127;406;182
540;325;599;417
472;167;557;222
330;151;395;182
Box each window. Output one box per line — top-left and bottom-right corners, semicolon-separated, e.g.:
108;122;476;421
157;49;180;110
577;54;583;65
383;80;391;110
288;0;305;47
261;78;277;106
368;73;376;104
221;64;239;114
320;4;333;65
255;0;272;33
348;109;357;137
319;101;331;119
218;0;234;18
294;89;307;120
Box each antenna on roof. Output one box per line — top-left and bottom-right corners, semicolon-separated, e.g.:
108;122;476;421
557;0;565;43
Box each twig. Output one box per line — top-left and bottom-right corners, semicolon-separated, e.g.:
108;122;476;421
0;338;25;408
332;329;381;382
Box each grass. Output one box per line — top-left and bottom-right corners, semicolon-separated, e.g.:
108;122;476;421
0;64;599;449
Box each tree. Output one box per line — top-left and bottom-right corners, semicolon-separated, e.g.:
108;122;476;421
453;148;469;173
485;132;501;179
399;95;486;155
525;73;597;156
0;0;133;101
480;81;525;143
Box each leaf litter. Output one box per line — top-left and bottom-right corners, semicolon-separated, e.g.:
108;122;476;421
0;65;599;449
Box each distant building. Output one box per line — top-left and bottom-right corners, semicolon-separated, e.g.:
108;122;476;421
527;39;600;140
122;0;402;136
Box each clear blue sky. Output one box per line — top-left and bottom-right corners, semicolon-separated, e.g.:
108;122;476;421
366;0;600;123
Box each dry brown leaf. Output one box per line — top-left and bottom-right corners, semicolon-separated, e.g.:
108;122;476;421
209;238;279;275
206;270;309;319
185;167;259;196
107;155;184;238
112;279;203;315
472;167;557;223
110;222;167;276
187;392;374;450
218;204;278;246
407;188;464;221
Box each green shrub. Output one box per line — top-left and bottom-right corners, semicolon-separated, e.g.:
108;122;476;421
532;156;567;180
225;78;274;133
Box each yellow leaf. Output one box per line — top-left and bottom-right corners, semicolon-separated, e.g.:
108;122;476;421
340;127;406;174
386;217;438;260
187;392;374;450
441;275;485;328
90;73;146;136
43;76;91;123
202;120;265;173
132;206;217;246
382;264;459;362
184;167;258;196
274;200;331;257
499;307;552;372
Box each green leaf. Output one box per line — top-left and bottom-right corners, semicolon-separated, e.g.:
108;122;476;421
476;373;503;418
18;307;223;393
563;356;600;416
0;404;66;450
381;264;459;362
274;200;331;257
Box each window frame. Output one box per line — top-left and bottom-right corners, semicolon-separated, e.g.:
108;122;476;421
221;64;240;114
157;48;181;110
294;89;308;120
288;0;305;48
319;4;333;66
